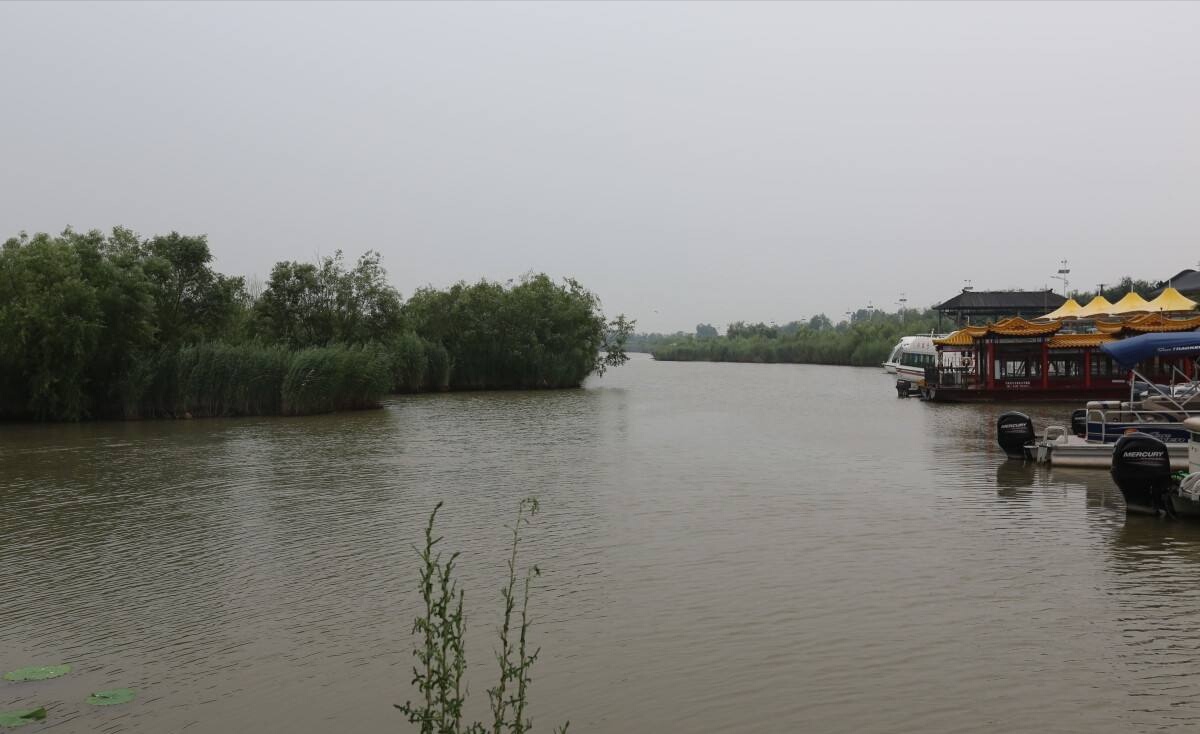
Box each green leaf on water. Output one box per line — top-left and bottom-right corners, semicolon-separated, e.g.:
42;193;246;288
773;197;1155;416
86;688;135;706
0;707;46;728
3;665;70;682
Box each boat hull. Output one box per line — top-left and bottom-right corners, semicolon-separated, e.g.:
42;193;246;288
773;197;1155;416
1119;489;1200;518
1032;437;1189;470
924;385;1130;402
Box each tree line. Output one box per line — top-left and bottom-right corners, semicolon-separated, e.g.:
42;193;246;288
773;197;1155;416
647;310;942;366
0;227;632;421
1068;275;1159;304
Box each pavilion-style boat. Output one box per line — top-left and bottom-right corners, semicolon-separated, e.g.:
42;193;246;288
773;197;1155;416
917;288;1200;402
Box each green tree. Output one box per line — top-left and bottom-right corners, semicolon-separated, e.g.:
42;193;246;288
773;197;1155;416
140;231;245;345
254;250;402;347
0;233;102;419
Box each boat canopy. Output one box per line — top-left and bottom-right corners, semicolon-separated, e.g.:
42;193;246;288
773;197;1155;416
1100;332;1200;367
1039;298;1082;320
1107;292;1151;315
1145;287;1198;313
1074;295;1115;318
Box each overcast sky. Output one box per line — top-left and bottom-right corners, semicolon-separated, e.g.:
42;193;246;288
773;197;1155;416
2;2;1197;332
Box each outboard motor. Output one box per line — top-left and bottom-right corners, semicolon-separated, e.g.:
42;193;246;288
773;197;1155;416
1071;409;1087;439
996;412;1034;460
1111;432;1175;516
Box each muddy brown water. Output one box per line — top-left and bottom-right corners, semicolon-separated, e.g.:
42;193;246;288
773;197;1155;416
3;354;1200;733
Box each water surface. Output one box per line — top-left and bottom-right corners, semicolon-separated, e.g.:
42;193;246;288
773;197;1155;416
3;355;1199;732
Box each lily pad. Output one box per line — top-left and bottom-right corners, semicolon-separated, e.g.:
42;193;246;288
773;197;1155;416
0;707;46;728
86;688;135;706
3;665;70;682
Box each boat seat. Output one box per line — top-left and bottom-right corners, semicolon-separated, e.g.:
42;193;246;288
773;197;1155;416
1043;426;1069;445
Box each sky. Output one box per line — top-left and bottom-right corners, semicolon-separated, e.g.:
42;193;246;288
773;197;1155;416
1;1;1198;333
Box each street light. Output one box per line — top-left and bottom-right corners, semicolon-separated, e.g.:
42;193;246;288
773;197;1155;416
1051;259;1070;297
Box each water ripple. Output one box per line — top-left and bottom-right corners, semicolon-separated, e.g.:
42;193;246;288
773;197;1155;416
3;359;1200;732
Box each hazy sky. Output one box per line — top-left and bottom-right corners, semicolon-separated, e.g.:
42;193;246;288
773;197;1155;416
2;2;1198;332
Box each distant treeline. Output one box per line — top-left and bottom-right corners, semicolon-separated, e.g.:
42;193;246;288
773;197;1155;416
1068;276;1159;304
647;310;941;366
0;227;631;421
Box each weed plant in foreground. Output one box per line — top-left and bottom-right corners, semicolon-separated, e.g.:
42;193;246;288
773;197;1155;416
398;500;568;734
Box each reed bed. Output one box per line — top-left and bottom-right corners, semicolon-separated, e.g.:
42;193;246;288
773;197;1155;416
116;343;389;419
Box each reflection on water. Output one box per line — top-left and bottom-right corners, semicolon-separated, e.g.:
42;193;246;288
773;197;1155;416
1105;519;1200;730
1;355;1198;732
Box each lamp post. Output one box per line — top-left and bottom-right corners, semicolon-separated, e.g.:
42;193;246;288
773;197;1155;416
1051;260;1070;297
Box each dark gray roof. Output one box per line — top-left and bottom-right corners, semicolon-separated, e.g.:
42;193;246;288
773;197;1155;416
1149;269;1200;297
935;289;1067;311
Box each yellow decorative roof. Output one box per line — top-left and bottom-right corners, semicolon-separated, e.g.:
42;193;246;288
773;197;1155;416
934;330;974;346
1047;333;1115;349
1074;295;1115;318
933;317;1061;344
988;316;1062;336
1040;298;1082;320
1145;287;1198;313
1107;292;1152;315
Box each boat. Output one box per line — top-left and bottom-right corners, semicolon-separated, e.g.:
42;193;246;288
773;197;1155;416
998;332;1200;469
921;307;1200;402
1109;420;1200;517
883;335;939;375
892;336;940;395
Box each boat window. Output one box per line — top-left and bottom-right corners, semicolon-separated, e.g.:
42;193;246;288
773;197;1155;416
1049;357;1082;379
901;353;934;368
1000;358;1041;379
1090;356;1115;377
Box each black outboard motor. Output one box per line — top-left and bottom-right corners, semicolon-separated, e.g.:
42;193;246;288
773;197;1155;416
996;411;1034;460
1111;432;1175;516
1070;409;1088;439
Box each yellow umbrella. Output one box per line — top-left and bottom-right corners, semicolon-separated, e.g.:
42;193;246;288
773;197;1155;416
1107;291;1152;315
1039;298;1082;320
1145;287;1199;313
1074;295;1115;319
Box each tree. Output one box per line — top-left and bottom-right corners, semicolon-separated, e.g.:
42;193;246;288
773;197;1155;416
0;233;103;419
254;250;402;347
807;314;833;332
403;274;629;388
696;323;718;339
140;232;245;345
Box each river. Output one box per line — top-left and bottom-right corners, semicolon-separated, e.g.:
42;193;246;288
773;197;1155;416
4;354;1200;733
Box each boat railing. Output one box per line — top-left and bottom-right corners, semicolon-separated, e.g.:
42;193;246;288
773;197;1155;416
1084;406;1200;443
933;365;978;388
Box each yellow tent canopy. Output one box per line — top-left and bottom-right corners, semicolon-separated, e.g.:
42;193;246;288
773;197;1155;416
1145;287;1198;313
1107;291;1151;315
1074;295;1115;319
1040;298;1082;320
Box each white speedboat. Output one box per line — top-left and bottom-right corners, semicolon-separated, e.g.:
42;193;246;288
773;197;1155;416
884;334;943;375
891;334;954;396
